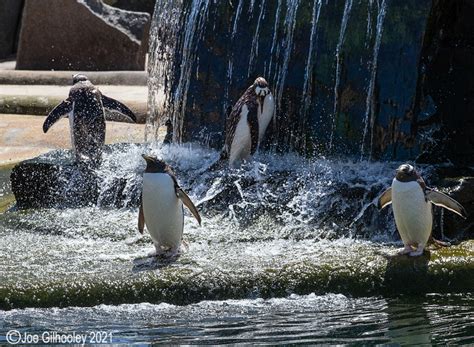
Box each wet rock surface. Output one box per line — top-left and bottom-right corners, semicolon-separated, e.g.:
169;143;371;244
0;0;23;59
0;234;472;310
413;0;474;166
432;166;474;239
16;0;150;71
10;144;142;209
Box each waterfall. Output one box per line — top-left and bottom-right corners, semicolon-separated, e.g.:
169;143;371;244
365;0;375;48
171;0;210;143
266;0;283;79
300;0;323;149
224;0;245;118
248;0;267;78
360;0;388;159
328;0;353;150
147;0;431;161
273;0;301;111
146;0;182;142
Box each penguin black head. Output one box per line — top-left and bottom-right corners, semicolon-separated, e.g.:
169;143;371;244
395;164;418;182
142;154;168;173
253;77;270;97
72;74;89;84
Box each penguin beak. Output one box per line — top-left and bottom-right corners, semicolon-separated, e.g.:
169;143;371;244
142;154;155;163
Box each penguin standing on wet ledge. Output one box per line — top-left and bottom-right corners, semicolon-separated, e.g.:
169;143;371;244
43;74;137;166
220;77;275;168
378;164;467;256
139;155;201;257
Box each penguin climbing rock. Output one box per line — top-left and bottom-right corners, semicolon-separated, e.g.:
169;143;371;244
221;77;275;167
378;164;467;256
43;74;137;166
139;155;201;257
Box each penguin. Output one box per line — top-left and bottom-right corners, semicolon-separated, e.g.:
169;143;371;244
43;74;137;166
139;155;201;257
221;77;275;167
163;119;173;145
378;164;467;256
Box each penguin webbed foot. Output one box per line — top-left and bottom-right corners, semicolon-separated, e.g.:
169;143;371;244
397;245;412;255
408;245;426;257
148;244;182;260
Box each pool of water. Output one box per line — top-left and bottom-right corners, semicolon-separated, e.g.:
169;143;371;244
0;144;472;344
1;293;473;345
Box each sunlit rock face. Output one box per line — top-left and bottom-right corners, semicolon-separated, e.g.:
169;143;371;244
148;0;474;164
16;0;150;71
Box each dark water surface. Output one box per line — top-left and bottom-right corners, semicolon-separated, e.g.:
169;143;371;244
1;293;473;345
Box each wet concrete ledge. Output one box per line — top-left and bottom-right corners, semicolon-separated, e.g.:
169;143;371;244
0;70;147;85
0;85;148;122
0;241;472;310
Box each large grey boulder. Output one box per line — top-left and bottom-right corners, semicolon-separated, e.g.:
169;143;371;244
0;0;24;59
16;0;150;71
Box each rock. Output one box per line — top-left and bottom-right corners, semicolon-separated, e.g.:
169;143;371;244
413;0;474;166
16;0;150;71
1;239;472;310
10;145;141;209
0;0;24;59
432;168;474;239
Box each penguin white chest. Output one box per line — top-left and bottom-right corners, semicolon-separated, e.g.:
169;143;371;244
142;173;184;249
391;179;432;246
258;93;275;143
229;104;251;166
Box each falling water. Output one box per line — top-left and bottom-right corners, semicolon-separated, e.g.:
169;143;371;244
223;0;245;117
266;0;283;78
328;0;354;150
273;0;301;111
300;0;323;148
170;0;211;143
248;0;267;78
365;0;375;48
360;0;388;159
147;0;433;158
146;0;182;142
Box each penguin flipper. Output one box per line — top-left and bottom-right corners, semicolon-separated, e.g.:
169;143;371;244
176;188;202;226
43;99;73;133
223;98;247;158
377;187;392;210
247;102;259;155
426;189;467;219
102;95;137;123
138;201;145;234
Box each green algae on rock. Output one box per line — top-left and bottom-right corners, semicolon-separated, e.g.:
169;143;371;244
1;235;472;310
